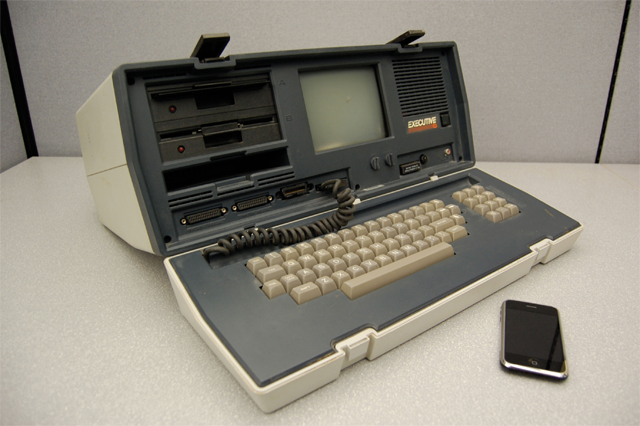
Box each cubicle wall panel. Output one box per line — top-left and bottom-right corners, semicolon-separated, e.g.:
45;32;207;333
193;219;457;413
1;47;27;172
7;0;627;162
601;2;639;164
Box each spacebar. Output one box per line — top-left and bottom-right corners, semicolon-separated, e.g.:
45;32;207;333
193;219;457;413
341;243;454;300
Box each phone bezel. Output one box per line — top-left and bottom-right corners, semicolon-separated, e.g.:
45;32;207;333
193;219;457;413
500;300;568;379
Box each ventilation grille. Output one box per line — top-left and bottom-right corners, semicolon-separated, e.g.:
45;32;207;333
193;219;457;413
258;172;295;186
168;190;213;209
392;57;449;117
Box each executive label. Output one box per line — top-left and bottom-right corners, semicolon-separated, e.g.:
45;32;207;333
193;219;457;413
407;116;438;134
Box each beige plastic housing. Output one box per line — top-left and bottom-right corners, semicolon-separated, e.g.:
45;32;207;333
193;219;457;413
164;224;583;413
76;75;154;254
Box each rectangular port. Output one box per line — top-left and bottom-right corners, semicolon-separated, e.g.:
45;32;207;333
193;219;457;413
281;183;309;199
184;208;223;225
400;161;421;175
235;196;271;211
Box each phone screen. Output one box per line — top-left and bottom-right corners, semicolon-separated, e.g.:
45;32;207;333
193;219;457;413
503;300;565;373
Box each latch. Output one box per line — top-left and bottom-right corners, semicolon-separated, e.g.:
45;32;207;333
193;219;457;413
335;329;374;369
191;33;230;63
530;239;552;264
387;30;425;47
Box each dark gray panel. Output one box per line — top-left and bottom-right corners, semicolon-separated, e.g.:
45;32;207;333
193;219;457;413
1;46;26;172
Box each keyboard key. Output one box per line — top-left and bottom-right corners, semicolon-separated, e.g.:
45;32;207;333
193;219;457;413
280;274;302;293
398;209;414;220
262;280;286;299
482;191;495;200
374;254;393;267
394;234;412;247
247;257;268;276
430;218;455;233
494;197;507;207
415;215;431;226
445;204;462;215
298;254;318;269
452;191;467;202
338;229;356;242
331;271;351;288
355;235;373;248
382;238;400;251
264;252;284;266
471;184;485;194
419;202;435;212
424;236;441;247
435;231;452;243
505;203;519;216
450;214;465;226
257;265;286;284
280;247;299;261
400;245;418;257
351;225;369;237
474;204;490;216
473;194;488;204
380;226;398;239
327;257;348;272
387;213;403;224
309;237;328;251
341;240;360;253
484;200;498;211
295;243;314;256
341;243;454;300
463;198;478;209
412;240;431;251
462;188;476;198
324;233;342;246
312;263;332;278
360;259;380;273
485;211;503;223
368;231;385;244
429;199;444;209
346;265;366;279
369;243;388;256
387;249;406;262
282;259;302;275
436;207;451;218
376;217;392;228
409;206;426;216
356;248;375;262
342;252;361;267
363;221;381;232
315;277;338;295
426;211;442;222
496;206;511;220
404;218;420;230
290;283;322;305
313;249;332;264
445;225;468;241
327;244;346;258
296;268;317;284
392;223;409;235
406;229;424;242
418;225;435;238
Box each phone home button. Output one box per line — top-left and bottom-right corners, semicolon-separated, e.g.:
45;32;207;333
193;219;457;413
528;358;539;366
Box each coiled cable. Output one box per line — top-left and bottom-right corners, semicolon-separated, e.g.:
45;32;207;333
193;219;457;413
203;179;356;260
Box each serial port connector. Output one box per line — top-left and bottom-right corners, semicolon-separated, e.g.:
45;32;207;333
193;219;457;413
233;195;273;212
182;207;226;225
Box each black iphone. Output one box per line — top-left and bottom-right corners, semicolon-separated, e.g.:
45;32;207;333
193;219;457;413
500;300;568;379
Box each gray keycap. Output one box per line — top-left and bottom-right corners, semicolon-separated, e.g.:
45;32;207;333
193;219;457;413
376;217;392;228
282;259;302;275
280;247;299;261
435;231;452;243
400;244;418;257
296;268;317;284
360;259;380;273
387;213;403;224
482;191;495;200
452;191;467;202
280;274;302;293
429;199;445;209
355;235;373;248
494;197;507;207
262;280;286;299
436;208;451;218
298;254;318;269
341;240;360;253
315;277;337;295
324;233;342;246
409;205;426;216
327;257;348;272
309;237;328;251
380;226;398;239
346;265;366;279
485;211;503;223
382;238;400;251
463;198;478;209
445;204;462;215
355;248;375;262
394;234;412;247
419;202;435;212
430;218;455;233
247;257;268;276
257;265;286;284
387;249;406;262
392;223;409;235
338;229;356;242
331;271;351;288
474;204;490;216
351;225;368;237
363;220;381;232
312;263;332;278
398;209;414;220
264;252;284;266
368;231;385;244
496;206;511;220
295;242;314;256
450;214;465;226
290;283;322;305
412;240;431;252
424;236;441;247
415;215;431;226
446;225;467;241
313;249;332;264
327;244;347;258
342;252;361;267
374;254;393;267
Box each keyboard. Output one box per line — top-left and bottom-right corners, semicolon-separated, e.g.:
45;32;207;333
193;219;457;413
165;170;582;412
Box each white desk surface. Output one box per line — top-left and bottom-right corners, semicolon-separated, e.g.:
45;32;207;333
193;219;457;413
1;158;638;425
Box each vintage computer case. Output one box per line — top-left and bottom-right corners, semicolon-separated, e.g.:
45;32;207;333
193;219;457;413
77;33;583;412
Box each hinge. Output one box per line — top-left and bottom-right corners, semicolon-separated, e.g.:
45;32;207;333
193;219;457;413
530;239;552;264
191;33;230;63
387;30;425;47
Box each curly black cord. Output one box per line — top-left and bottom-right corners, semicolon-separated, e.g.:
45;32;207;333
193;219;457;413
203;179;356;260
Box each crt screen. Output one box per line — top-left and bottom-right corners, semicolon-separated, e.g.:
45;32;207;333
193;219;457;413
299;67;387;153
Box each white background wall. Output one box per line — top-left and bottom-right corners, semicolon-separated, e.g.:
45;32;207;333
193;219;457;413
1;0;638;172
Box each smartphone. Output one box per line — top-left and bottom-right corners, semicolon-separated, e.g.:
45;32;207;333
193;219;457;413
500;300;568;379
